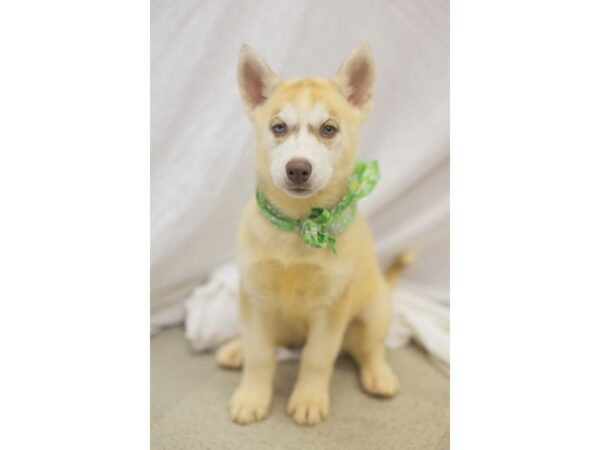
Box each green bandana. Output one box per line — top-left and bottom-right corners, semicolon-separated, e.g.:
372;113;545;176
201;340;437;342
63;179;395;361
256;160;380;254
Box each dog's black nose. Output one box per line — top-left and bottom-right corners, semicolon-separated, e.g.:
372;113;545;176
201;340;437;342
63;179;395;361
286;159;312;185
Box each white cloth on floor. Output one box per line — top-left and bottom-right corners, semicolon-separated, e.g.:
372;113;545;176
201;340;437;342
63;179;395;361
184;263;449;373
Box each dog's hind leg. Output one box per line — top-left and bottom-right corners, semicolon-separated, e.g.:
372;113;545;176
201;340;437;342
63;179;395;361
216;337;244;369
343;284;400;397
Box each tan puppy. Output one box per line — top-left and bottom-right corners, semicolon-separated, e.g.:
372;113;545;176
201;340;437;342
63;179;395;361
216;43;409;426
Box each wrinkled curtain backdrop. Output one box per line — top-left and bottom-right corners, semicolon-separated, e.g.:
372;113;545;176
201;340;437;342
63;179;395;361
151;0;449;361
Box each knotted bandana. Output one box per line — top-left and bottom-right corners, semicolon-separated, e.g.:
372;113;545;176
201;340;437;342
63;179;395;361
256;160;380;254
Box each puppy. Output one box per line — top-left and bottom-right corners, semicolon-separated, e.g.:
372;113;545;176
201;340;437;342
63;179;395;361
216;43;409;426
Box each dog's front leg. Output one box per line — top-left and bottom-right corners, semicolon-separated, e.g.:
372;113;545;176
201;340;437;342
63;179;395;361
287;309;347;425
229;301;276;425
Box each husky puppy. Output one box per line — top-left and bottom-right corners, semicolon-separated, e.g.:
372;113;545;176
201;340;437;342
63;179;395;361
216;43;409;425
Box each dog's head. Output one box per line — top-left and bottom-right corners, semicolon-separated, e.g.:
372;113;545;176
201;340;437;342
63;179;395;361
238;43;375;203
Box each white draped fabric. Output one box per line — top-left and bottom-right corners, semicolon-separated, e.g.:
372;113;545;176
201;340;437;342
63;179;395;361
151;0;449;370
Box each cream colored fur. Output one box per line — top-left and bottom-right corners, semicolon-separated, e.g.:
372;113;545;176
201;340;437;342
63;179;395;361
217;43;402;426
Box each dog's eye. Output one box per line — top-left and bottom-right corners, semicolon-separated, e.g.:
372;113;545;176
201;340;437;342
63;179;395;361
272;122;288;136
321;124;337;138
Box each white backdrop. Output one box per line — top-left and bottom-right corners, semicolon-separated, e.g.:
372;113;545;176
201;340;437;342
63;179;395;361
151;0;449;354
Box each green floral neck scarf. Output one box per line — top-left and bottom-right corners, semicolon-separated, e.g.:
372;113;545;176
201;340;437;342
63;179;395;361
256;160;380;255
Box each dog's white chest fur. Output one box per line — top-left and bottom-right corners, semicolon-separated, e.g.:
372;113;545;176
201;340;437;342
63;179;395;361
239;207;354;307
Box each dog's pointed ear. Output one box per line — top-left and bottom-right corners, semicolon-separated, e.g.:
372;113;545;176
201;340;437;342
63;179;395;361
238;44;280;112
332;42;375;113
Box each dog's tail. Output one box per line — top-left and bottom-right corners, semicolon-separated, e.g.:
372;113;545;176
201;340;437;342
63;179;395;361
384;249;416;286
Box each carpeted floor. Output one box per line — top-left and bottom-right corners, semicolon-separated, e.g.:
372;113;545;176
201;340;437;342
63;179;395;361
151;327;449;450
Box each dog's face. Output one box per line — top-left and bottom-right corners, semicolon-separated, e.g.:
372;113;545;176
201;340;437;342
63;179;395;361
238;43;375;199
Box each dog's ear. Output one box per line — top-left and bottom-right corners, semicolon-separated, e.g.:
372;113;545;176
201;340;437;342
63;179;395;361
332;42;375;113
238;44;280;112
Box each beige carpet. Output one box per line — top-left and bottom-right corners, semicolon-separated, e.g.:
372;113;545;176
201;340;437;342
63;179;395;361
151;327;449;449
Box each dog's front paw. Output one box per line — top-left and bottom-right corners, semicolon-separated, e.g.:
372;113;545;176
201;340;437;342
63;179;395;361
287;386;330;426
229;387;271;425
360;362;400;397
